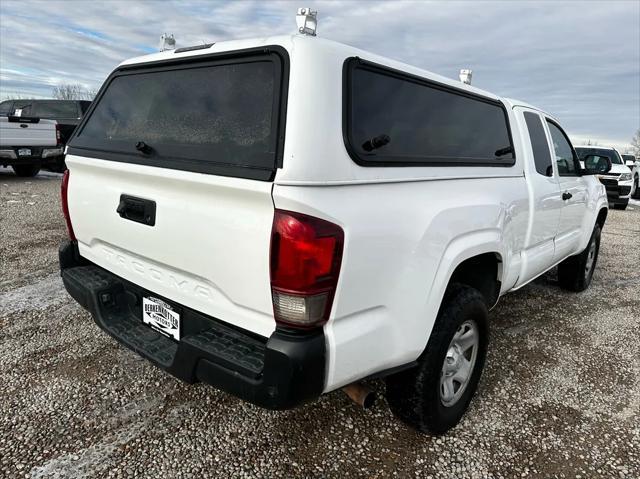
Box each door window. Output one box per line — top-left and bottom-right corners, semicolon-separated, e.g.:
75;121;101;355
546;121;578;176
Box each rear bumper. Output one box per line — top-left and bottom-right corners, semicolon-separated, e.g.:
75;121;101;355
59;240;325;409
0;146;64;165
0;149;17;160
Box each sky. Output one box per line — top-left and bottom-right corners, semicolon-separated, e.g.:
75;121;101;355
0;0;638;150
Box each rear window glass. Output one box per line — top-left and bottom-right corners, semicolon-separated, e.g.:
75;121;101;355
79;101;91;115
344;60;515;166
71;52;286;180
33;101;79;119
8;100;32;115
0;101;13;115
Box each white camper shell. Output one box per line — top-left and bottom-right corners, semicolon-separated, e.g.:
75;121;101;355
59;33;609;434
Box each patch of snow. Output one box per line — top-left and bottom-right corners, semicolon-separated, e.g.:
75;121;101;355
0;273;67;314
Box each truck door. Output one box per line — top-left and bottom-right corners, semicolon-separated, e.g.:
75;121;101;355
544;119;589;262
514;108;563;286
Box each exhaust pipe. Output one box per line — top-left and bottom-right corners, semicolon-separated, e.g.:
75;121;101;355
342;382;377;409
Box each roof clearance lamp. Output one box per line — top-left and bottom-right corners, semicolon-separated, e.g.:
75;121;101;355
296;8;318;36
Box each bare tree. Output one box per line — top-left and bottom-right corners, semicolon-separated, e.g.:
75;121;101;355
0;92;27;101
52;83;96;101
631;128;640;156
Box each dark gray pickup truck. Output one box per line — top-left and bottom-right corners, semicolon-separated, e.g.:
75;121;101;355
0;99;91;171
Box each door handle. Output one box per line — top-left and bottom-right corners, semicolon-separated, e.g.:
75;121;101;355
562;191;572;201
117;194;156;226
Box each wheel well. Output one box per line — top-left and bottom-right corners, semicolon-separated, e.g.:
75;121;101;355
448;253;501;307
596;208;607;230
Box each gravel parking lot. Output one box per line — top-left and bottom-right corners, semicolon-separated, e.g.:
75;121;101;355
1;168;639;479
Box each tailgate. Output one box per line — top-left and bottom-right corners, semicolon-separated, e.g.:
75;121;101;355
67;155;276;337
0;119;56;147
64;47;289;337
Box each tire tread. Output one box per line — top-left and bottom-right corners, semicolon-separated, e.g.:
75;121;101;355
386;284;488;435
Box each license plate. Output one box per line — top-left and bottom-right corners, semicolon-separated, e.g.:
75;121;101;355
18;148;31;156
142;296;180;341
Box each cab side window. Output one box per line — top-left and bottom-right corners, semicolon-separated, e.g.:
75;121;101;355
546;120;578;176
524;112;553;177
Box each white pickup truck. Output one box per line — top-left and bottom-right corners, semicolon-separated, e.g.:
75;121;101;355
58;30;611;434
0;115;64;176
575;146;634;210
621;153;639;199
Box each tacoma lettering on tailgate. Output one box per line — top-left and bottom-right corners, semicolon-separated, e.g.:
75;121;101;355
101;246;214;300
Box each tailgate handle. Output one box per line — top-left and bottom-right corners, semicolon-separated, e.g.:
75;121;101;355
116;195;156;226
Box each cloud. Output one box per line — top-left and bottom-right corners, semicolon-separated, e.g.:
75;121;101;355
0;0;638;148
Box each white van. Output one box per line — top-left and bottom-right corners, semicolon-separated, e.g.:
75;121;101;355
59;31;609;434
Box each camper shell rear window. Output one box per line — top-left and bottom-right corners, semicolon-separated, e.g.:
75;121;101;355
343;58;515;167
69;47;289;181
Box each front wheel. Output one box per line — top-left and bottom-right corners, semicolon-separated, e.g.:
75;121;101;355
613;202;628;210
632;176;640;199
12;165;40;177
557;224;601;292
385;284;488;435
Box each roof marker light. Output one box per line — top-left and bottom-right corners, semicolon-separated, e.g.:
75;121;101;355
296;8;318;36
459;69;473;85
159;33;176;52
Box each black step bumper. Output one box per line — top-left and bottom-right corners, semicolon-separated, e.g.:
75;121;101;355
59;240;325;410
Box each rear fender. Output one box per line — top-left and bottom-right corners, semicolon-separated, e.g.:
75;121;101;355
423;230;505;334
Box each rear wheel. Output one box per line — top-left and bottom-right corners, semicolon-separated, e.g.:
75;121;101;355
613;201;628;210
48;159;67;173
385;284;488;435
557;224;601;292
12;165;40;177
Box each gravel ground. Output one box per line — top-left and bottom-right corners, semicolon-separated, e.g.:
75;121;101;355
1;167;639;479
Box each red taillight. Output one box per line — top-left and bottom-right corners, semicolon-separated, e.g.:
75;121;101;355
55;124;62;145
61;170;76;241
270;209;344;328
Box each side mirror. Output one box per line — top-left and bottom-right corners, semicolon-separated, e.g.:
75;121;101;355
582;154;611;175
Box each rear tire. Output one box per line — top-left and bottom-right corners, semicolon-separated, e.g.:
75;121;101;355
385;284;488;435
557;224;601;292
12;165;40;177
48;159;67;173
613;202;628;210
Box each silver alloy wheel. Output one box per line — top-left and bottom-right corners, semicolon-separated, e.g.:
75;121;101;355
585;238;597;276
440;320;479;407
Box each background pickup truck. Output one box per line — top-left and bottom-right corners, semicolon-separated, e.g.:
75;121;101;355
59;34;612;436
0;99;91;146
0;115;63;176
576;146;635;209
621;153;640;199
